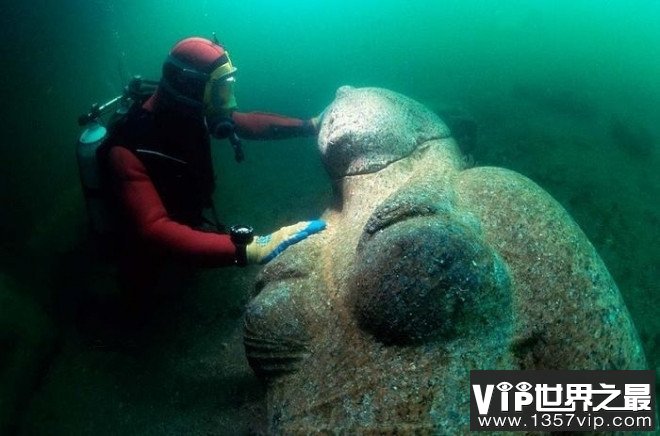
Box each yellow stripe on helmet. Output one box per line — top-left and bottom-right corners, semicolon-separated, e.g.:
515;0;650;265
203;53;238;113
210;54;237;80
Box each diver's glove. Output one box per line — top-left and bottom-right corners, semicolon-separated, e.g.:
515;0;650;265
310;107;328;133
246;220;326;265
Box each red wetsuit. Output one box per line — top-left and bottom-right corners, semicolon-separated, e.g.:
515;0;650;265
105;94;316;294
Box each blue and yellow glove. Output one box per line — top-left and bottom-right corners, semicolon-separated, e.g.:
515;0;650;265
246;220;326;264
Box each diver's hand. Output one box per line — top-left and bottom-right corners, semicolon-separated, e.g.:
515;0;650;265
310;107;328;133
246;220;326;264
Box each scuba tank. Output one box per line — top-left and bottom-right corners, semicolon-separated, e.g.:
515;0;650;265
77;118;110;235
76;76;159;236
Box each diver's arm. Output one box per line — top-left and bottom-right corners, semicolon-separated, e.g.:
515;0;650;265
232;111;317;140
107;146;239;267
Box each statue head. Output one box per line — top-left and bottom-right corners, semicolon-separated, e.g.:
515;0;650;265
243;87;645;433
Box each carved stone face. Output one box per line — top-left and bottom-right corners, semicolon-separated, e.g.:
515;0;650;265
318;86;451;178
244;87;645;433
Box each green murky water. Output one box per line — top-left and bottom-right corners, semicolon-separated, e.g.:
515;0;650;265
0;1;658;433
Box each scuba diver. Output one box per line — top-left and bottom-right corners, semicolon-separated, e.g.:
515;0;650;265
90;36;325;315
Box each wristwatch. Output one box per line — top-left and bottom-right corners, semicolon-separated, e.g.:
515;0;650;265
230;224;254;266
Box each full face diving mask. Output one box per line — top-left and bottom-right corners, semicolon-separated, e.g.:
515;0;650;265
204;74;244;162
205;75;237;139
205;74;237;115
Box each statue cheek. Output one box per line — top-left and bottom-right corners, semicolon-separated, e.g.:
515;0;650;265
349;218;512;345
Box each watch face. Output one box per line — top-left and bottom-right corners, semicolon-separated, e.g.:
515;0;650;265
230;225;254;244
232;225;252;235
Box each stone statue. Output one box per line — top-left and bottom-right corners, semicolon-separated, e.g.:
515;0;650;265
243;86;646;433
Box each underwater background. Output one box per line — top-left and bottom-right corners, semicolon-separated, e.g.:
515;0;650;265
0;0;658;434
